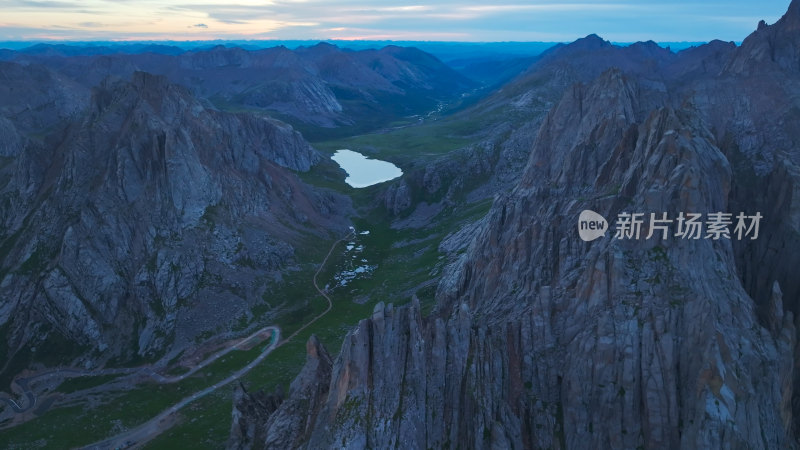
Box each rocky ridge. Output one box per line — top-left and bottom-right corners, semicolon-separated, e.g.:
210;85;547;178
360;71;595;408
242;2;800;448
0;71;348;373
5;44;476;128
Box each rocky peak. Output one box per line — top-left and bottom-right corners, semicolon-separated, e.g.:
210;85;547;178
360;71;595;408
536;33;612;63
94;71;185;117
303;42;339;54
522;68;639;186
0;70;341;371
626;40;673;60
726;0;800;73
785;0;800;29
576;33;611;49
130;70;171;92
258;52;798;447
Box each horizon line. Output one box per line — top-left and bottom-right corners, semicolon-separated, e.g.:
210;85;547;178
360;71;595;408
0;38;714;43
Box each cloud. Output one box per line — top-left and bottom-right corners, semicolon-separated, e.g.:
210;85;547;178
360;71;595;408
216;19;248;25
15;0;79;8
0;0;792;42
460;3;632;13
321;26;469;41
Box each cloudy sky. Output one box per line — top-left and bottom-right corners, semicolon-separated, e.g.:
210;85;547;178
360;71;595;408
0;0;791;42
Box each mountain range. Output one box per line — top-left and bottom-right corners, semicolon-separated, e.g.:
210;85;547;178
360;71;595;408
1;1;800;449
227;2;800;449
1;43;476;131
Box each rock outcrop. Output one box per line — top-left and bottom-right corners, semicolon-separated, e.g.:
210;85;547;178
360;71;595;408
262;335;332;449
228;383;284;450
0;72;348;373
249;3;800;448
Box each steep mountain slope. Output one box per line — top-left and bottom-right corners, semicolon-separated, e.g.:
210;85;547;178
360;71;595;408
0;71;348;377
373;33;688;222
0;61;88;154
244;2;800;449
7;44;476;129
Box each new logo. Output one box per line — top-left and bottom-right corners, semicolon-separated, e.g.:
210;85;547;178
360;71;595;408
578;210;608;242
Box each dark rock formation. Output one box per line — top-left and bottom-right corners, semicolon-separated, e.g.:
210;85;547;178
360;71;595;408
0;71;348;373
0;61;88;136
262;335;332;449
249;2;800;448
228;383;284;450
225;335;335;450
383;180;413;216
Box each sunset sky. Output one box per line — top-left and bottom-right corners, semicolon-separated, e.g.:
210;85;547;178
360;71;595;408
0;0;791;42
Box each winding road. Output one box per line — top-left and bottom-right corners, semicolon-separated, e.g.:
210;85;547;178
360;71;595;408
85;327;280;450
278;227;355;346
0;325;278;415
1;367;140;414
78;228;355;449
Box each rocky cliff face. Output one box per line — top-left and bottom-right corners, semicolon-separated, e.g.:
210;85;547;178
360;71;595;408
228;383;284;450
248;3;800;448
0;61;88;164
0;71;348;373
0;61;88;138
227;335;333;450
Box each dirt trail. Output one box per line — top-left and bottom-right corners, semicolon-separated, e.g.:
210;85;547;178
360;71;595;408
81;229;354;449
